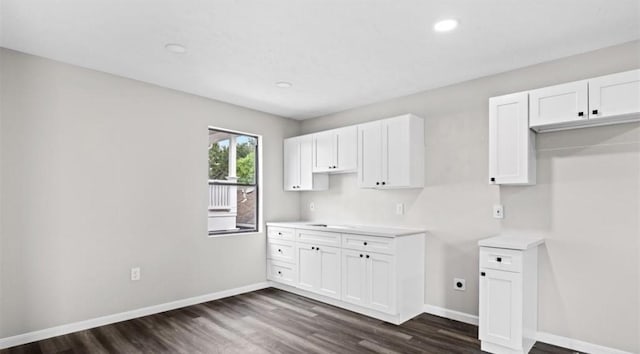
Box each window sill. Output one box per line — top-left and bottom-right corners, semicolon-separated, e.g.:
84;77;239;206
208;230;261;238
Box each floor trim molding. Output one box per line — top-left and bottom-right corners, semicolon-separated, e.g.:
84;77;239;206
536;331;633;354
423;304;479;325
423;304;633;354
0;282;269;350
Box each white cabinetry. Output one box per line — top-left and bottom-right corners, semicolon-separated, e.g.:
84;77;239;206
529;80;588;128
478;235;544;354
357;114;424;189
313;126;358;173
283;135;328;191
528;69;640;132
489;92;536;185
266;223;425;325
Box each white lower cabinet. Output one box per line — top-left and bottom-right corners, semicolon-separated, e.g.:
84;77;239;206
478;236;544;354
267;224;424;325
296;243;341;299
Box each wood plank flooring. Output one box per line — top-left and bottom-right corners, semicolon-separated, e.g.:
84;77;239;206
1;288;576;354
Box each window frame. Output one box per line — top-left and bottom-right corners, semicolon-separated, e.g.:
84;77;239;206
207;126;262;237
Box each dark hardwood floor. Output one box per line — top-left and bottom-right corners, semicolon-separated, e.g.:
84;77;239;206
2;288;576;354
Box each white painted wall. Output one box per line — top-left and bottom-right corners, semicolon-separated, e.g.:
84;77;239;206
299;41;640;353
0;48;300;338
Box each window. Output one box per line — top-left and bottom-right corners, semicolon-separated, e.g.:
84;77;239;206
208;128;259;235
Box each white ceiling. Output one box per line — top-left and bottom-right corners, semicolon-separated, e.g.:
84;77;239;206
1;1;639;119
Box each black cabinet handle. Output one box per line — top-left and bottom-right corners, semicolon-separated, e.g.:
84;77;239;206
578;111;584;117
277;249;282;253
496;257;502;262
481;272;486;277
376;182;380;185
490;177;495;182
366;255;370;259
382;182;386;185
592;109;599;115
277;271;282;275
360;254;363;258
333;165;337;168
311;246;315;250
363;242;367;246
316;247;320;251
278;232;282;235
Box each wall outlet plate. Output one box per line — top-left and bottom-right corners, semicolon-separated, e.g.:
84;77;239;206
131;267;141;281
493;204;504;219
454;278;466;291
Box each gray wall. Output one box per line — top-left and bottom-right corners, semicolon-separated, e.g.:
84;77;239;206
299;40;640;352
0;48;300;338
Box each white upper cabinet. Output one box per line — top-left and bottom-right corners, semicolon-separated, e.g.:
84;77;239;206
528;69;640;132
312;126;357;173
357;114;424;189
283;135;328;191
589;69;640;120
489;92;536;185
529;80;588;129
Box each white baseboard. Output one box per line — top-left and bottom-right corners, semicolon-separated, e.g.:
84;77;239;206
423;304;634;354
423;304;479;325
536;331;633;354
0;282;269;350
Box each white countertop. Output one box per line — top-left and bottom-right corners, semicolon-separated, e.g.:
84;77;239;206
266;221;425;237
478;234;545;250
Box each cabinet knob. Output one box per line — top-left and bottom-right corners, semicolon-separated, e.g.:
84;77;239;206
360;254;363;258
333;165;337;168
278;249;282;253
481;272;486;277
311;246;315;250
578;111;584;117
366;255;370;259
382;182;386;185
316;247;320;251
490;177;495;182
278;271;282;275
376;182;380;185
278;232;282;236
363;242;367;246
592;109;599;115
496;257;502;262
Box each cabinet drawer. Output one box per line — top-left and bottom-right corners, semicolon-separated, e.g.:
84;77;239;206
480;247;522;273
295;229;341;246
267;259;296;285
267;240;296;262
267;227;295;241
342;234;395;255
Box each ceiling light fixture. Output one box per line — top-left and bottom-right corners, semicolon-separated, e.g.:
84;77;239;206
433;19;458;32
165;43;187;54
275;81;293;88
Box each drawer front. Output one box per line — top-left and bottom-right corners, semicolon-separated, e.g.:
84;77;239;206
295;229;341;246
267;227;295;241
480;247;523;273
342;233;395;255
267;240;296;262
267;259;296;285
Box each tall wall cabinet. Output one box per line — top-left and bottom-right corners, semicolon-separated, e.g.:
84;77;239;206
283;135;328;191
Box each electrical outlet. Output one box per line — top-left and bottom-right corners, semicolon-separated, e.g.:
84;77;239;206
131;267;141;281
309;202;315;212
396;203;404;215
454;278;466;291
493;204;504;219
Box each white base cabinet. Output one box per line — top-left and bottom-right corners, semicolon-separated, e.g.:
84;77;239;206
478;236;544;354
267;223;425;325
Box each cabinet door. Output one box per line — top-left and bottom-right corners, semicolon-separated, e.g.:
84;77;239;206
283;138;300;191
368;253;396;314
341;249;368;306
589;69;640;120
479;269;523;350
383;116;411;188
489;92;535;185
296;244;318;292
334;126;358;172
317;245;341;299
357;121;382;188
313;130;334;173
529;80;588;128
297;135;314;190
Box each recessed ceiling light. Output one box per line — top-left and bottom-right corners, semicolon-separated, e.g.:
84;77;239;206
433;19;458;32
165;43;187;54
275;81;293;88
